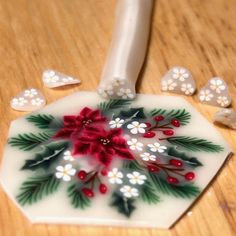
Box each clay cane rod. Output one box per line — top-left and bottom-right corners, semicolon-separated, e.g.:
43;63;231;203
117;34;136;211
98;0;153;99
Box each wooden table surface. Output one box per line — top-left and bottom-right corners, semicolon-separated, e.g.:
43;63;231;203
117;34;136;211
0;0;236;235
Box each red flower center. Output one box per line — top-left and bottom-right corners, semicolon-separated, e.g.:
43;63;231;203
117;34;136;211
100;138;110;145
82;119;92;126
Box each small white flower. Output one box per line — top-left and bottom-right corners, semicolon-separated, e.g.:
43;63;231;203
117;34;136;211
120;185;139;198
148;142;167;153
161;79;177;91
109;117;125;128
127;138;143;151
98;85;114;98
55;164;76;181
217;96;229;107
24;89;38;97
181;83;195;95
127;121;147;134
108;168;123;184
112;78;125;87
140;152;156;161
199;89;214;102
43;70;59;83
172;68;189;81
127;171;147;185
63;150;74;161
62;77;74;83
117;88;134;99
12;97;28;106
31;98;44;106
210;79;225;93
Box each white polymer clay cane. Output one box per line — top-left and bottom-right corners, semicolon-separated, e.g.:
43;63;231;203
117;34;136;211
11;88;46;111
98;0;153;99
43;69;80;88
161;66;196;96
198;77;231;107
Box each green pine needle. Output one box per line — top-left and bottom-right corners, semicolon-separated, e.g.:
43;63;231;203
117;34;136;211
67;184;91;209
26;114;55;129
139;180;160;204
149;173;200;198
17;174;61;206
8;132;53;151
167;136;224;153
98;99;132;112
149;109;191;126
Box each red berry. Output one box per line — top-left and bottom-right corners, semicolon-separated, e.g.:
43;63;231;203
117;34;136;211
82;188;94;198
169;159;183;167
77;170;87;180
171;119;180;127
148;165;160;172
145;122;152;128
163;130;174;136
154;115;164;122
167;176;179;184
99;183;107;194
101;169;108;176
185;172;195;181
143;131;156;138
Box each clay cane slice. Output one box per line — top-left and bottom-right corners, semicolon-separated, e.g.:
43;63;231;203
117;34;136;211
161;67;196;96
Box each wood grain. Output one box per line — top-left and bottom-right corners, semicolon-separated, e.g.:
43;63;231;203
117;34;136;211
0;0;236;235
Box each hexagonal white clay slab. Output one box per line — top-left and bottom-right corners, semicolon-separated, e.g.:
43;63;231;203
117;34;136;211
1;92;232;228
11;88;46;112
198;77;231;107
161;67;196;96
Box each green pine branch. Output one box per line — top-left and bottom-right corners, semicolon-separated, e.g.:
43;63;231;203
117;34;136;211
26;114;55;129
123;160;143;171
8;132;53;151
167;136;223;153
98;99;132;112
149;173;200;198
149;109;191;126
67;184;91;209
26;114;63;132
17;174;61;206
139;180;160;204
110;192;136;218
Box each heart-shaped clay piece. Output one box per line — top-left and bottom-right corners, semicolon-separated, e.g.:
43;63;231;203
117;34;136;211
42;70;80;88
198;77;231;107
10;88;46;112
161;66;196;96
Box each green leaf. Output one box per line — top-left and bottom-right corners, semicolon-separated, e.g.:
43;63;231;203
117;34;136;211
8;132;53;151
21;141;69;170
167;136;224;153
118;107;146;120
26;114;55;129
110;192;136;217
67;184;91;209
123;160;143;171
149;109;191;126
17;174;60;206
167;147;203;167
98;99;132;112
139;180;160;204
149;173;200;198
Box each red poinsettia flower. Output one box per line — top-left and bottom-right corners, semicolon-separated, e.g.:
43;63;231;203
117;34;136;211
53;107;106;139
73;127;134;166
